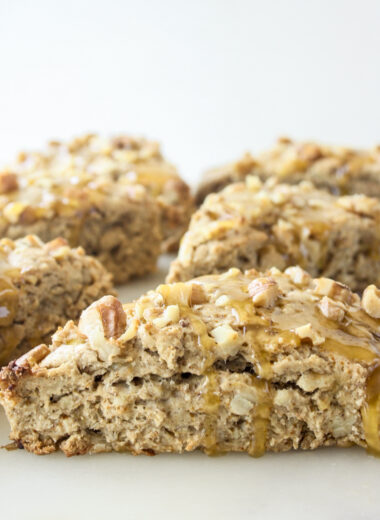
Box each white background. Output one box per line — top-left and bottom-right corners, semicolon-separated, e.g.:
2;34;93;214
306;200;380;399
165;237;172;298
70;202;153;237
1;0;380;182
1;1;380;519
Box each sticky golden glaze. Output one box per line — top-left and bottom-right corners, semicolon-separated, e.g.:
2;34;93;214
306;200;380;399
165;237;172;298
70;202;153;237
182;269;380;455
148;269;380;455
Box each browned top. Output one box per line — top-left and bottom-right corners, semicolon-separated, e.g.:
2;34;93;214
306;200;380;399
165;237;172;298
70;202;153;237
0;134;182;226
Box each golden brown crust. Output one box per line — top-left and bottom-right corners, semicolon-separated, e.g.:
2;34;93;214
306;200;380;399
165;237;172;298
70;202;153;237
169;179;380;292
1;133;194;253
196;137;380;203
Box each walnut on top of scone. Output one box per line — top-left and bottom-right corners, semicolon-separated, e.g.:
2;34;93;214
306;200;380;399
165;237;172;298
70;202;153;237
1;266;380;457
0;234;114;365
2;133;194;252
196;137;380;204
168;177;380;293
0;158;162;284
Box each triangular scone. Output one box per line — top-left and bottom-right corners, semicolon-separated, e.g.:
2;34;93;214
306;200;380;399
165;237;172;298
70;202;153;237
168;179;380;293
1;267;380;457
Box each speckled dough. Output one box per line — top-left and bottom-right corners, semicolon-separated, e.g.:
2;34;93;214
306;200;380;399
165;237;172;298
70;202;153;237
0;235;114;365
196;137;380;203
1;267;380;457
0;133;194;282
168;179;380;292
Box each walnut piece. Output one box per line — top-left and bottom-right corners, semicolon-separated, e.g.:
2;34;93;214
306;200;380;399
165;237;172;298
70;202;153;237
153;305;180;328
295;323;324;345
361;285;380;318
0;172;18;194
98;296;127;339
313;278;353;305
285;266;311;286
318;296;345;322
248;277;279;308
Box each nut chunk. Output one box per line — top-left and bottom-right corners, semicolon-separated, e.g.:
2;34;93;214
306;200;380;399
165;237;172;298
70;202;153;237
167;180;380;293
0;235;114;365
1;268;380;458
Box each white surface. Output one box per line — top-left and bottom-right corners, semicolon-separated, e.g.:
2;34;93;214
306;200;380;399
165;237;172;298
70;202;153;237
0;256;380;520
1;1;380;518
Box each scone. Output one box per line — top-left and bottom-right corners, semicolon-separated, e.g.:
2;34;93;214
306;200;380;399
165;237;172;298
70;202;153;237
168;178;380;292
0;164;161;284
1;134;194;253
196;137;380;203
0;235;114;365
1;267;380;457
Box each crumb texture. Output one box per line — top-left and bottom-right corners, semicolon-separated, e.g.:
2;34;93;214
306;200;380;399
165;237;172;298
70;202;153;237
0;235;114;364
0;133;194;280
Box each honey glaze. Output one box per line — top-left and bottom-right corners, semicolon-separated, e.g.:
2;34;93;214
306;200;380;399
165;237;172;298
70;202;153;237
198;270;380;456
247;376;273;457
362;364;380;455
201;370;222;455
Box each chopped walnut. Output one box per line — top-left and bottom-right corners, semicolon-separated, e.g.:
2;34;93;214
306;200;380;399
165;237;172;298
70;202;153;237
313;278;353;305
98;296;127;339
248;277;279;308
298;143;323;162
230;394;254;415
190;283;207;305
295;323;325;345
337;195;379;217
297;372;334;392
318;296;345;322
245;175;262;192
0;172;18;194
79;296;127;361
285;266;311;286
361;285;380;318
153;305;180;328
210;324;239;357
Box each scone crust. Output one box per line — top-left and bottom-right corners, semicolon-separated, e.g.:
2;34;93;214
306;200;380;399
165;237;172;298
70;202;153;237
196;137;380;203
0;234;114;364
169;179;380;292
0;134;194;254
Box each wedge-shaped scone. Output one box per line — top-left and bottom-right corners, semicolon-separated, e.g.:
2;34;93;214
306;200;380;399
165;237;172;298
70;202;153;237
0;235;114;365
196;137;380;204
0;163;161;284
1;268;380;456
1;134;194;253
168;179;380;293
